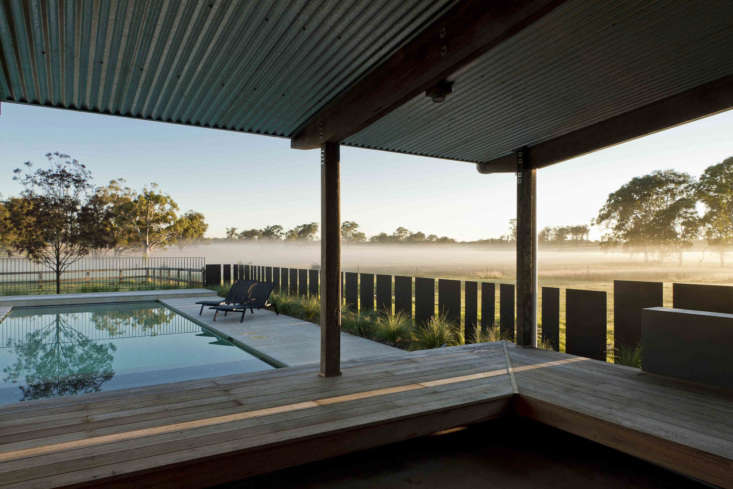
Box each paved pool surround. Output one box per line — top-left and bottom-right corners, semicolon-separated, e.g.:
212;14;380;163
162;296;408;368
0;289;407;369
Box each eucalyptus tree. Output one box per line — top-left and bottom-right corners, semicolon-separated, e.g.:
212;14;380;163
696;156;733;266
8;153;107;293
595;170;698;261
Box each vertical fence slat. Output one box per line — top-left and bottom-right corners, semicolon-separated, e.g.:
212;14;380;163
414;277;435;326
541;286;560;351
289;269;298;295
273;267;281;292
344;272;358;310
359;273;374;312
673;283;733;314
499;283;515;340
614;280;662;353
464;281;477;342
223;264;231;284
566;289;607;361
394;276;412;318
298;269;308;297
281;268;289;294
438;279;461;327
309;269;319;298
205;264;221;287
266;266;273;283
481;282;495;332
376;274;392;314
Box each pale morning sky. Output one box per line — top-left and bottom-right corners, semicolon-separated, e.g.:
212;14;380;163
1;102;731;241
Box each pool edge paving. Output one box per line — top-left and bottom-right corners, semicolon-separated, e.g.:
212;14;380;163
160;296;410;368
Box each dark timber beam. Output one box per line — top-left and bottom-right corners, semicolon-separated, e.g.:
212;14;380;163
516;148;537;347
291;0;565;149
478;75;733;172
320;142;341;377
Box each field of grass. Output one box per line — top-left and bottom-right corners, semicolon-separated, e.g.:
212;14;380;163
0;280;191;296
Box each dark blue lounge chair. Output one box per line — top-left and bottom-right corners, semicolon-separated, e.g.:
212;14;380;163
212;282;278;322
195;280;254;315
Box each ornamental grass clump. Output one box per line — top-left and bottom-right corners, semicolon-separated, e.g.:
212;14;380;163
374;312;413;347
412;313;461;350
615;343;642;368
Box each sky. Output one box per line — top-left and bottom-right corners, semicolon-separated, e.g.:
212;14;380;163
0;102;731;241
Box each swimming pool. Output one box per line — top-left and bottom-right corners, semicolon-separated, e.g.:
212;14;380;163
0;301;274;405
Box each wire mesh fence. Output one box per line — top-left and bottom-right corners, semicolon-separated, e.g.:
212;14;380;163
0;256;205;295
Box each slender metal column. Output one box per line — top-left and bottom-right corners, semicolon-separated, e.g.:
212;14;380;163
320;142;341;376
516;147;537;347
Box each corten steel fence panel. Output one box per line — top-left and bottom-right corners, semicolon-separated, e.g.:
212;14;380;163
464;281;478;342
376;274;392;314
394;276;412;318
566;289;607;361
360;273;375;312
499;284;515;341
223;264;231;284
266;267;273;283
289;269;298;296
438;279;461;327
273;267;281;292
344;272;358;311
414;277;436;326
281;268;289;295
541;287;560;351
481;282;495;331
0;257;205;294
309;269;319;298
614;280;662;352
673;283;733;314
298;269;308;297
205;264;221;287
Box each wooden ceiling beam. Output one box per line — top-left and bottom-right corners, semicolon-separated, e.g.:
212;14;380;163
290;0;566;150
477;76;733;173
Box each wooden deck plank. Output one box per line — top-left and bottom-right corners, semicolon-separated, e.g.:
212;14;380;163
0;343;731;489
0;349;506;445
508;345;733;488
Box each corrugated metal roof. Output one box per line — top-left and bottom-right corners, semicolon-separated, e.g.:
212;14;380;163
1;0;731;164
344;0;733;163
0;0;456;137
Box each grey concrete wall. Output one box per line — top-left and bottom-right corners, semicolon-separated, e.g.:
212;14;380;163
642;307;733;390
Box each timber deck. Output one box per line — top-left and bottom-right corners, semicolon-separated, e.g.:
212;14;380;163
0;343;731;489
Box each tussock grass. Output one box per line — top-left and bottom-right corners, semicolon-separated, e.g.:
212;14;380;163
615;343;642;368
412;313;462;349
374;312;413;347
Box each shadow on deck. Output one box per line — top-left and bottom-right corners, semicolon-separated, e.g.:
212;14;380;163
0;343;730;489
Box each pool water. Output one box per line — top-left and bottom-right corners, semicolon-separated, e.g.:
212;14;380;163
0;302;274;405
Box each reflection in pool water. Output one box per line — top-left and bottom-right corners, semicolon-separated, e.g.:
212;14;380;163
0;302;274;405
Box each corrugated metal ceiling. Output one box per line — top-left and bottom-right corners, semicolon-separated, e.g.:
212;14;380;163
345;0;733;163
0;0;456;136
1;0;731;164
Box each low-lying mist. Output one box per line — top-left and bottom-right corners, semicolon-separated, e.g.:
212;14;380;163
156;242;732;285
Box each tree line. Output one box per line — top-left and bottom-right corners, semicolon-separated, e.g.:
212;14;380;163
221;222;457;244
0;153;207;292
